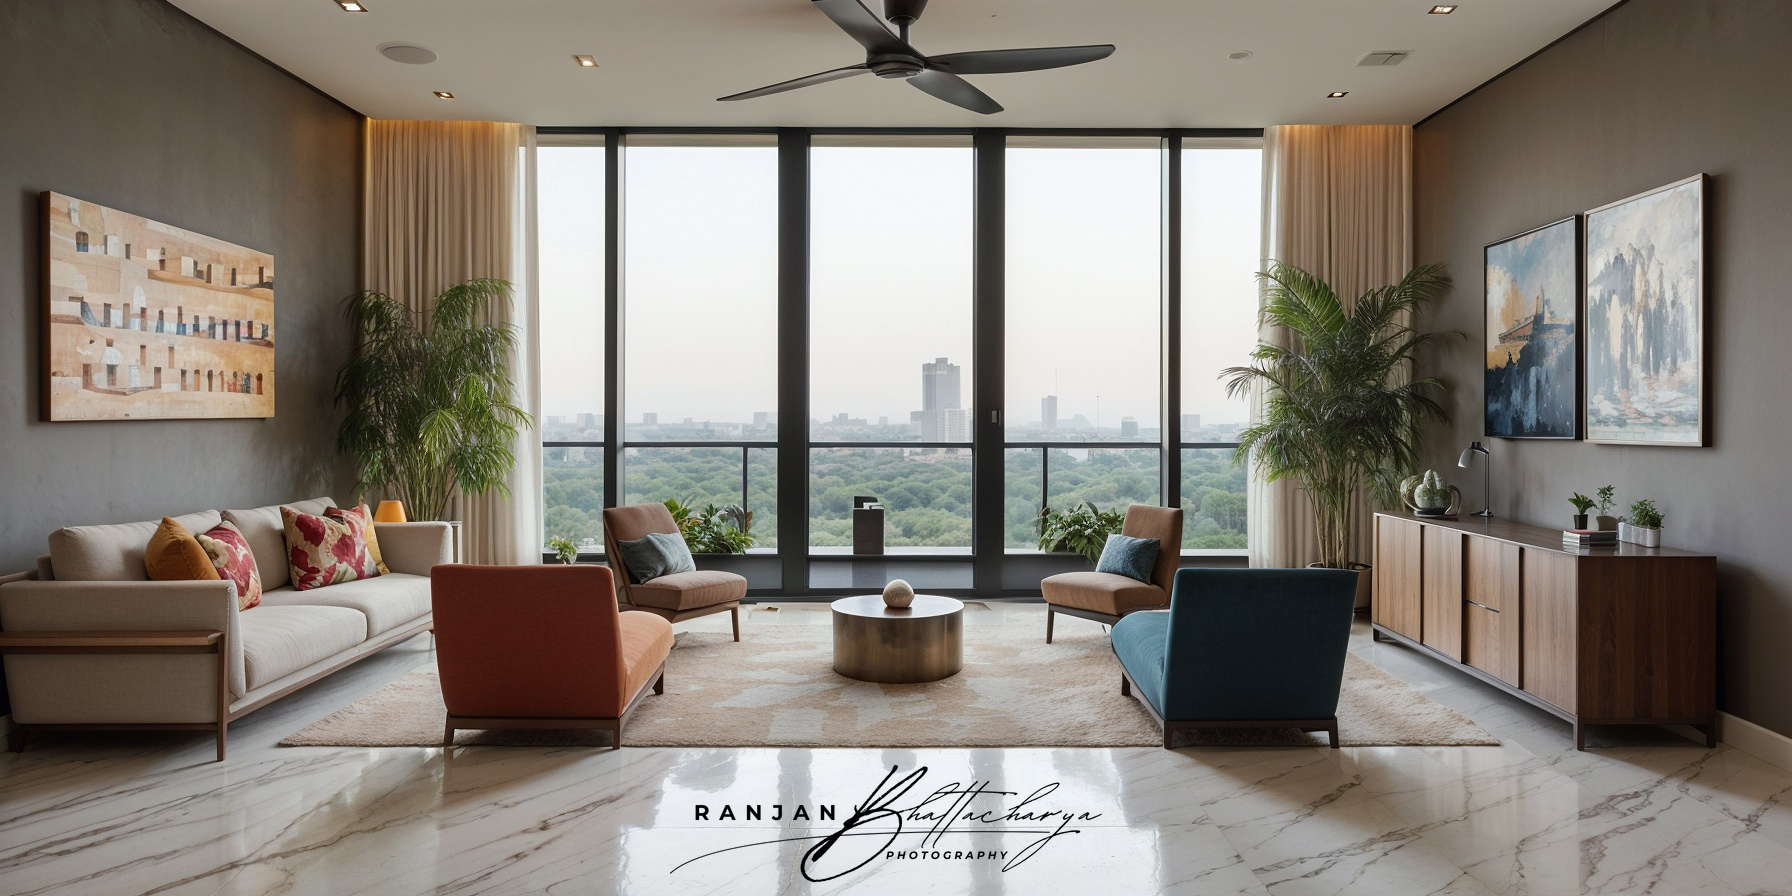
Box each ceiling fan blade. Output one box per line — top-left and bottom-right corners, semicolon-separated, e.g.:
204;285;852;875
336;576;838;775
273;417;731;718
718;64;871;102
927;45;1116;75
908;69;1002;114
811;0;913;56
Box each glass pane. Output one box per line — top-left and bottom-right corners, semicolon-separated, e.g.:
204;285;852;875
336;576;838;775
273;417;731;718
1006;144;1161;441
1180;448;1248;550
1045;447;1161;511
624;143;778;440
537;144;606;442
623;447;773;551
542;446;605;555
810;145;974;442
810;447;972;550
1003;446;1045;549
1180;145;1263;442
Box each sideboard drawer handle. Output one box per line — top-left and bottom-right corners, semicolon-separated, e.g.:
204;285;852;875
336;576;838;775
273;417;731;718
1465;599;1500;614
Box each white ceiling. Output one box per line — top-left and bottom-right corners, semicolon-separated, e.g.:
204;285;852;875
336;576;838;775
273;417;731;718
167;0;1618;127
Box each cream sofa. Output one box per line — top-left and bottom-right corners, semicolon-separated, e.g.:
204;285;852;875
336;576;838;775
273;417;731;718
0;497;451;760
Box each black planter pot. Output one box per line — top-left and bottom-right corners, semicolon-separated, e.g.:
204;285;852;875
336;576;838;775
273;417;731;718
1572;514;1589;530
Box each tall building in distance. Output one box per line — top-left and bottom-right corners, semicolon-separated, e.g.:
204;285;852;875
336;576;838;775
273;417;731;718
1041;394;1058;432
920;357;962;442
1120;416;1139;438
642;412;658;426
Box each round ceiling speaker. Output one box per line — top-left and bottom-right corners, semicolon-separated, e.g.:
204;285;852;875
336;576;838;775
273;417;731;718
379;43;439;65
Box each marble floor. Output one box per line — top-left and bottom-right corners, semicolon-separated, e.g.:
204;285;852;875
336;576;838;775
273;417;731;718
3;601;1790;896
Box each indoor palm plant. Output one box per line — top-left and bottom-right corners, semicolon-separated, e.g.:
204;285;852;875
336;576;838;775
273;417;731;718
1224;261;1453;573
335;278;530;521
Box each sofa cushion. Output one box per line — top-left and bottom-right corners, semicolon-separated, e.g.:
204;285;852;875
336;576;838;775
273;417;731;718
618;610;674;702
616;532;695;583
196;521;263;610
50;510;222;581
238;604;366;691
628;570;746;611
1042;571;1168;617
145;517;222;583
1110;610;1171;717
1095;533;1161;584
258;573;431;638
282;505;381;591
221;497;334;590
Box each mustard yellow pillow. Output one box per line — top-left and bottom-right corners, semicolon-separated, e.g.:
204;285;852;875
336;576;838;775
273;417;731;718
145;517;222;582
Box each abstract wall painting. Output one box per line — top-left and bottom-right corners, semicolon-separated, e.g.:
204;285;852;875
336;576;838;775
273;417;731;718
1485;216;1579;439
1583;175;1706;446
42;192;275;421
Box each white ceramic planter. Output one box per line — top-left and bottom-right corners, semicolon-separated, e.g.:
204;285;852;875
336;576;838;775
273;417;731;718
1617;521;1661;548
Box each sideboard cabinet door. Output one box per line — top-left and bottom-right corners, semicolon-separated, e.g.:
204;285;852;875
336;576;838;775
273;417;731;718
1373;515;1423;640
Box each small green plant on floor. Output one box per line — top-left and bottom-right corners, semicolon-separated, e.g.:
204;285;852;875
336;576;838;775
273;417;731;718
663;498;755;554
546;536;579;565
1628;499;1664;530
1038;502;1126;563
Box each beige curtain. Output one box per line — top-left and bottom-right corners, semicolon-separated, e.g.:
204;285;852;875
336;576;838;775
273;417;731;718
1251;125;1413;569
362;120;541;565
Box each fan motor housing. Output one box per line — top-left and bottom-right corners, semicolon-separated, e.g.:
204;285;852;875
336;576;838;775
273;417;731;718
869;54;924;79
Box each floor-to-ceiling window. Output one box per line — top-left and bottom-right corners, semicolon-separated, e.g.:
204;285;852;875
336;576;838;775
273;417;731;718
537;140;607;554
1179;143;1261;550
622;136;780;557
535;130;1262;593
807;136;975;588
1003;137;1164;551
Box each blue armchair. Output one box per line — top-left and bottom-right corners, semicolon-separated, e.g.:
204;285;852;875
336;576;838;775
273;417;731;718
1110;567;1359;748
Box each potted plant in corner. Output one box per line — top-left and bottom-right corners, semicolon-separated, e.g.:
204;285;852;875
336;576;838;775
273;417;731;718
663;498;759;574
1619;499;1664;548
1569;492;1596;530
1224;261;1455;605
335;278;530;524
547;536;579;565
1037;502;1127;565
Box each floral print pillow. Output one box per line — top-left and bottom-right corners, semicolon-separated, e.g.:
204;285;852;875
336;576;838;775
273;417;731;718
281;505;381;591
195;521;262;610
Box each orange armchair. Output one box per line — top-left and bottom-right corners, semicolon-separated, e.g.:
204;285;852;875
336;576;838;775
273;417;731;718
431;564;672;749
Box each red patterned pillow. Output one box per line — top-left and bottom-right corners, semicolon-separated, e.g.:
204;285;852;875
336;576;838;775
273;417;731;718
281;505;381;591
196;521;262;610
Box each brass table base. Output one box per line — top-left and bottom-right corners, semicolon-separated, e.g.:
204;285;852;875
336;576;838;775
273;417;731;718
831;594;964;684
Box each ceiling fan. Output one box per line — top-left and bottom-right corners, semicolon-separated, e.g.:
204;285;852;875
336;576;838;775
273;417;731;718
718;0;1115;114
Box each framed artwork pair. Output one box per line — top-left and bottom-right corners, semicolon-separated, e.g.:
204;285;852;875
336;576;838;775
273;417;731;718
1483;174;1707;447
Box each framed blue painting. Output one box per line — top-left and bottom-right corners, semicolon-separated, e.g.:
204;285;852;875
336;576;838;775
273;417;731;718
1485;215;1579;439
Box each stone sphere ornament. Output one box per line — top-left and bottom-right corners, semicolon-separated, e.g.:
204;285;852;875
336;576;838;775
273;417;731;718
882;578;915;609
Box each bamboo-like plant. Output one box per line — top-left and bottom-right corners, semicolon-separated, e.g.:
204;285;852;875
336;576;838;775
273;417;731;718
1223;262;1454;569
335;279;530;522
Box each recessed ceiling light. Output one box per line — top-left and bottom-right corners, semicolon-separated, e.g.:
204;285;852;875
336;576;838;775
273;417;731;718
573;54;599;68
1227;50;1254;61
1327;91;1349;98
433;91;454;99
1429;4;1458;13
335;0;368;11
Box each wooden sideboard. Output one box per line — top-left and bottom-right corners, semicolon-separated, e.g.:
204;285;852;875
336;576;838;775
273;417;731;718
1371;513;1716;749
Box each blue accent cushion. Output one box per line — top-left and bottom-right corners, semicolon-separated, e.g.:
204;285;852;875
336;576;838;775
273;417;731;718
616;532;696;582
1095;533;1160;583
1110;610;1172;716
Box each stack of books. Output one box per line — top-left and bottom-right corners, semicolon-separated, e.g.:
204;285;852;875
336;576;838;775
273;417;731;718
1562;528;1617;549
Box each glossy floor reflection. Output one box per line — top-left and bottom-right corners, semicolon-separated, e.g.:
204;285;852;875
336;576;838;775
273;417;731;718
2;602;1790;895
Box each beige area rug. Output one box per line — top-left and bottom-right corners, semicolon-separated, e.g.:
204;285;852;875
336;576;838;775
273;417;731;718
282;621;1497;749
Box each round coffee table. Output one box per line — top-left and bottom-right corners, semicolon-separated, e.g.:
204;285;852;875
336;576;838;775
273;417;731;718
831;594;964;684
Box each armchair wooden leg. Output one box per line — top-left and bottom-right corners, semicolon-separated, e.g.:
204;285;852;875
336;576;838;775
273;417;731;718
443;717;455;748
9;727;29;753
731;607;741;642
653;669;665;695
607;719;621;751
1120;672;1131;696
1326;718;1340;749
1046;607;1055;644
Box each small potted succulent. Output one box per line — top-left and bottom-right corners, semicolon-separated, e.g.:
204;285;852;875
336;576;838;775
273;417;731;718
547;535;579;565
1618;499;1663;548
1569;492;1596;530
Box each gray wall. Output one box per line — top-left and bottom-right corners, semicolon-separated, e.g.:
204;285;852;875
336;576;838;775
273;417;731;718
0;0;363;577
1414;0;1792;736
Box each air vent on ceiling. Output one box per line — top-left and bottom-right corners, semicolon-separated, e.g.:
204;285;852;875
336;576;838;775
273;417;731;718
1357;51;1410;67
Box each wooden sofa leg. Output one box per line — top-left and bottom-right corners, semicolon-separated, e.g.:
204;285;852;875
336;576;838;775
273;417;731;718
216;720;228;762
9;726;29;753
731;607;741;642
443;716;455;748
1046;607;1055;644
1326;719;1340;749
654;669;666;695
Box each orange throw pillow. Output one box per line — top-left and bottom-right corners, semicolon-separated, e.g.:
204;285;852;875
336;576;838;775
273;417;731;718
145;518;221;582
329;504;391;575
282;505;381;591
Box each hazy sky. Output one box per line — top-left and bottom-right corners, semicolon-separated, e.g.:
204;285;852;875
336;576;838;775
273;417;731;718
536;142;1262;428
